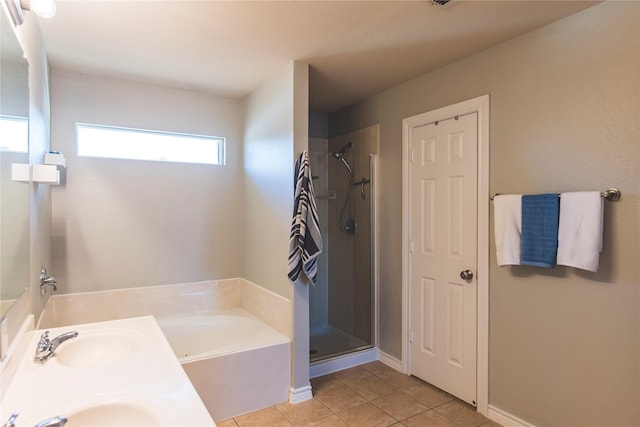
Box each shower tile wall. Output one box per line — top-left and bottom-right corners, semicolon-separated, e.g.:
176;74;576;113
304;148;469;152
326;136;356;337
328;125;378;345
309;137;330;331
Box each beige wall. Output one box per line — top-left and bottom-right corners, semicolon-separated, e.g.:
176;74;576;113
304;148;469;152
49;71;244;293
243;62;310;394
242;64;296;300
330;2;639;425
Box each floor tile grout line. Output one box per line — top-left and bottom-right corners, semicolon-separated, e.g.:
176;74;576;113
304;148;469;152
332;369;475;427
230;362;495;427
314;369;441;425
370;398;469;427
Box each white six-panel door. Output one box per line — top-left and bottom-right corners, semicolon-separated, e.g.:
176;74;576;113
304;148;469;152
408;112;478;406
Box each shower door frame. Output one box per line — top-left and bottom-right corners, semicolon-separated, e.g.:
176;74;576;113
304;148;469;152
309;126;379;369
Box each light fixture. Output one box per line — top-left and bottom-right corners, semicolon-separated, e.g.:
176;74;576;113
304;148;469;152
3;0;55;26
22;0;56;18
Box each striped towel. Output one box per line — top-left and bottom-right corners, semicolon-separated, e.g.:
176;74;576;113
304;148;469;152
288;151;323;284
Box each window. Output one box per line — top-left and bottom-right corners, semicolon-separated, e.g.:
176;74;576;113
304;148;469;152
76;123;225;165
0;115;28;152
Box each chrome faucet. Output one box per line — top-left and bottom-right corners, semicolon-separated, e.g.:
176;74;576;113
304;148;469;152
40;267;58;296
34;330;79;363
2;413;18;427
34;416;68;427
2;414;67;427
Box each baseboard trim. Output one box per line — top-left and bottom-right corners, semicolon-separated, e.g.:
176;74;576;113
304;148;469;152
309;347;379;378
488;405;536;427
289;385;313;404
377;350;403;372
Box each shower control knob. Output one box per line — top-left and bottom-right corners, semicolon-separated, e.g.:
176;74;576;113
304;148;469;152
460;270;474;281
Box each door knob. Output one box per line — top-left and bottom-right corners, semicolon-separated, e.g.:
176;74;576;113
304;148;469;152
460;270;474;281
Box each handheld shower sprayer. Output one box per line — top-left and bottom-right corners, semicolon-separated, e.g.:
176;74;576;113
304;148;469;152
332;142;356;235
332;142;353;175
332;142;352;159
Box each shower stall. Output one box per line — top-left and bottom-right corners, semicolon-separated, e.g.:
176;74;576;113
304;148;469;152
308;125;378;363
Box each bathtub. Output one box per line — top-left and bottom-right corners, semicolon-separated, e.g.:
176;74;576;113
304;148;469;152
157;308;289;362
156;307;291;421
37;278;292;421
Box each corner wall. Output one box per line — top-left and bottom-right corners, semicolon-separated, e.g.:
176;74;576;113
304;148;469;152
243;61;311;398
330;2;639;425
242;64;298;300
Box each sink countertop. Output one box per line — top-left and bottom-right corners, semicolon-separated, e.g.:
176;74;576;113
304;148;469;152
1;316;216;426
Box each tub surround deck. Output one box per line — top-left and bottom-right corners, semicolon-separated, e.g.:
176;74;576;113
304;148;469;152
37;278;291;339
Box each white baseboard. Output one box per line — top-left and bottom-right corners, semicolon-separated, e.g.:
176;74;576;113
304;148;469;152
289;385;313;404
488;405;536;427
377;350;527;426
309;348;379;378
377;350;403;372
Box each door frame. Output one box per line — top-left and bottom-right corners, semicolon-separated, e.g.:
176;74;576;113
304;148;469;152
401;95;490;415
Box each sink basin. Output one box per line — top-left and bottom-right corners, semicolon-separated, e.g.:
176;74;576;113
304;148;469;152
66;402;164;426
5;317;215;426
24;401;165;427
53;330;139;368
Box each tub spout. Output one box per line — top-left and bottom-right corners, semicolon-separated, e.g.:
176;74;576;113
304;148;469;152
40;267;58;296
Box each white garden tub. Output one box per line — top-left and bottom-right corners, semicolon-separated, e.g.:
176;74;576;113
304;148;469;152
156;307;291;421
157;308;289;362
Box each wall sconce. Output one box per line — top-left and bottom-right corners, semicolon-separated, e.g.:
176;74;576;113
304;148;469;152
3;0;55;26
23;0;56;17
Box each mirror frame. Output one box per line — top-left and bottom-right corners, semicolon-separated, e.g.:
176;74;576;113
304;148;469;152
0;0;30;322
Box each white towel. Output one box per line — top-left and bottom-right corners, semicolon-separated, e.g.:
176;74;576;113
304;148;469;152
288;151;323;284
493;194;522;266
557;191;604;272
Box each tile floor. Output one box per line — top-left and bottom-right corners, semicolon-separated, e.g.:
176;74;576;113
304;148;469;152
216;361;502;427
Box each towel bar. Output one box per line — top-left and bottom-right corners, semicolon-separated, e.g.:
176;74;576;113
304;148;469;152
600;188;621;201
491;188;621;201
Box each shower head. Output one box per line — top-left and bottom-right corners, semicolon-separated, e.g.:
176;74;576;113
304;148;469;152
338;156;352;175
332;142;352;159
332;142;353;175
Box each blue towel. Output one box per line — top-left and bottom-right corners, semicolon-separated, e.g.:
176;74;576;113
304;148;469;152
288;151;323;284
520;193;560;268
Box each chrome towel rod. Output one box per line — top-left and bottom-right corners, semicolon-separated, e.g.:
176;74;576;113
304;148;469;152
491;188;621;201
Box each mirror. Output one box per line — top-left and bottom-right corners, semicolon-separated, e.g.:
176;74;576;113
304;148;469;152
0;4;30;319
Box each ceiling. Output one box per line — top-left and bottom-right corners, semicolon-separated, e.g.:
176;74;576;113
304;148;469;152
36;0;599;113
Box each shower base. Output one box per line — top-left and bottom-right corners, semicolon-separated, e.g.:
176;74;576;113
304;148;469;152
310;324;371;363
